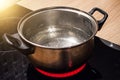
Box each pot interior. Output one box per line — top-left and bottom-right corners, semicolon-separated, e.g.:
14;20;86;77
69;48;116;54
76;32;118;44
19;7;97;48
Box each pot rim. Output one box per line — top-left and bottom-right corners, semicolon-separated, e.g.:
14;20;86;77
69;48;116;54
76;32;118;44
17;6;98;49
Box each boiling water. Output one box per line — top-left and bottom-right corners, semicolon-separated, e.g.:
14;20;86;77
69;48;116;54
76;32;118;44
29;25;91;48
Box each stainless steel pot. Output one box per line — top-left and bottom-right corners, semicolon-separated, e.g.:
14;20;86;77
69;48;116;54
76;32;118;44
3;7;108;73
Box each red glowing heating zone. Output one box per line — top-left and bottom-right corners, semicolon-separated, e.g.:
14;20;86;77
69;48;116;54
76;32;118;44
35;63;86;78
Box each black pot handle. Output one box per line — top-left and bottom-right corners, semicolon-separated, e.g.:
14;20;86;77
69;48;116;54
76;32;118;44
3;33;35;55
89;7;108;30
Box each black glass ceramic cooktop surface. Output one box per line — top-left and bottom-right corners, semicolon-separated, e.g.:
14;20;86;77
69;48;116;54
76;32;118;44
0;5;120;80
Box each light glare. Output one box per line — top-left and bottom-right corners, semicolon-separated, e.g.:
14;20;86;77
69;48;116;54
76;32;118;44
0;0;18;11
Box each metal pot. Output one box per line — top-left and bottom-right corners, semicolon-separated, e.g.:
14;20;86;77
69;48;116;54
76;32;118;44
3;7;108;73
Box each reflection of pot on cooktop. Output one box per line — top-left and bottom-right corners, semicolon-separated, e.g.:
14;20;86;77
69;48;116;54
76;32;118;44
0;5;120;80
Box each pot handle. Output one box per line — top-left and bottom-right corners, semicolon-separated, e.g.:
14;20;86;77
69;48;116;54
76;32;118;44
89;7;108;30
3;33;35;55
